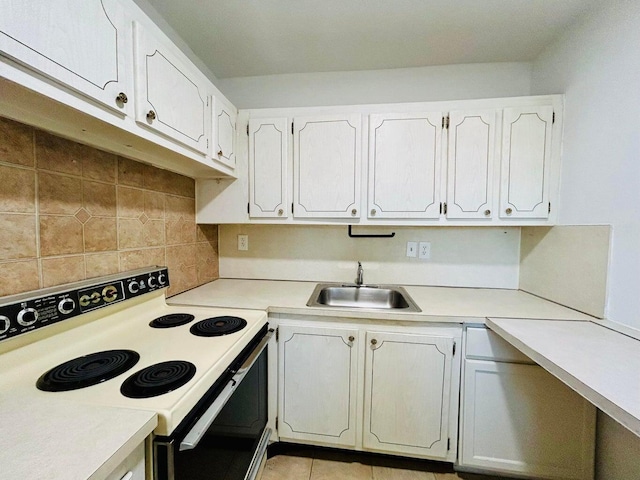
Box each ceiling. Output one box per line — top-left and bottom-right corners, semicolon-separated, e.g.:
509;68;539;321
141;0;599;79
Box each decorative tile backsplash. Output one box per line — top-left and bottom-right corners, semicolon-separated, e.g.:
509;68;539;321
0;116;219;297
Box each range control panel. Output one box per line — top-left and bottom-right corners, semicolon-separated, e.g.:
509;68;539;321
0;267;169;342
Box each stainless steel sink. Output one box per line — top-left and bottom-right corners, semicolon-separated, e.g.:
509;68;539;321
306;283;421;312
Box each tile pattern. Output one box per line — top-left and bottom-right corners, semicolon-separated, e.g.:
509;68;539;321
261;446;514;480
0;116;219;297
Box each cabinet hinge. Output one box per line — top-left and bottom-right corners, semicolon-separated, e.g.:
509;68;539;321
447;438;451;451
548;202;551;214
291;203;294;214
452;341;456;356
443;202;448;215
292;122;294;135
552;111;556;124
247;124;249;136
276;327;279;342
275;417;279;430
439;202;442;214
206;139;209;149
248;202;250;214
442;115;449;129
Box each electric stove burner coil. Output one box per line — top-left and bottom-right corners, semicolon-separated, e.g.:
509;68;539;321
149;313;195;328
120;361;196;398
36;350;140;392
190;316;247;337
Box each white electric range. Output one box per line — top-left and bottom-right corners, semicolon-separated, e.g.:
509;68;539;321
0;267;271;480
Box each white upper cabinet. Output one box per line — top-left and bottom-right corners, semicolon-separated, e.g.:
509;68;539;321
214;96;237;169
368;113;443;219
0;0;130;114
133;21;208;154
500;106;554;219
446;110;497;220
293;114;362;218
249;117;288;218
363;331;454;460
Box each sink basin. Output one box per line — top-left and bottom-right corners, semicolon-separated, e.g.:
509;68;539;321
306;284;421;312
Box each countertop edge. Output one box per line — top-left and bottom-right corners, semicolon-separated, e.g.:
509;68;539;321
486;317;640;438
89;412;157;480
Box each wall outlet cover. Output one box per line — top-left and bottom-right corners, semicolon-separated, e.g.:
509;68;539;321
238;234;249;251
406;241;417;257
418;242;431;259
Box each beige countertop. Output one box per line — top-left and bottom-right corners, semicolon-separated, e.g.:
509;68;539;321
0;392;156;480
487;318;640;438
168;278;593;322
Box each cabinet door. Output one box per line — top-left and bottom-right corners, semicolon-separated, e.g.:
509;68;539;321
214;97;237;169
133;22;208;154
249;118;288;218
363;331;454;459
368;113;443;219
293;114;361;218
500;106;553;219
460;360;595;479
0;0;130;114
278;325;358;447
446;110;497;219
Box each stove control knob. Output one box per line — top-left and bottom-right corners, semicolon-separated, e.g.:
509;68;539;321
148;276;157;288
128;281;139;294
17;308;38;327
58;298;76;315
158;272;167;286
0;315;10;334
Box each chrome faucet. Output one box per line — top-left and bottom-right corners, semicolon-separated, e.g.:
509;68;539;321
356;261;364;286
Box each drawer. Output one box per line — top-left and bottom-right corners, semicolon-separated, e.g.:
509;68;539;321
465;327;534;363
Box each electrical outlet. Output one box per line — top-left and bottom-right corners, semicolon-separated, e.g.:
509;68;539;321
406;241;417;257
418;242;431;259
237;234;249;251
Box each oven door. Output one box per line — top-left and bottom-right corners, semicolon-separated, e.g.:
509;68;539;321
155;327;273;480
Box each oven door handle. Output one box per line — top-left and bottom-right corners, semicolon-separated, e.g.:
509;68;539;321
179;328;274;451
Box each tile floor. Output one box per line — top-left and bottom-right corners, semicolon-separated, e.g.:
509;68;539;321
260;445;514;480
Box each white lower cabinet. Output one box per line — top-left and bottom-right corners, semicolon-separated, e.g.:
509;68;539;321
278;324;359;447
104;442;145;480
459;327;595;479
277;319;461;462
363;331;454;459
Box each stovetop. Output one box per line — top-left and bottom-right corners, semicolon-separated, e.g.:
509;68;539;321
0;268;268;436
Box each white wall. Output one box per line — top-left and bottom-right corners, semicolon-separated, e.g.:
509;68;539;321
531;0;640;330
218;62;531;108
219;225;521;289
530;2;640;478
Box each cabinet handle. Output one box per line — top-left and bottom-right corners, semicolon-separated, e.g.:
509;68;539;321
371;338;378;346
116;92;128;104
348;336;355;342
484;209;491;216
506;208;513;215
218;150;224;157
370;209;376;216
118;472;133;480
277;209;283;216
146;110;156;121
351;209;357;216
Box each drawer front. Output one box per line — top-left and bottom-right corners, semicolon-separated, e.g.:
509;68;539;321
465;327;533;363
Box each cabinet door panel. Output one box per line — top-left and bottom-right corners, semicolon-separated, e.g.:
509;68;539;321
215;98;237;168
461;360;595;479
500;106;553;219
133;22;208;154
364;331;453;459
368;113;443;219
249;118;288;218
278;325;358;447
446;110;496;219
293;115;361;218
0;0;129;114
